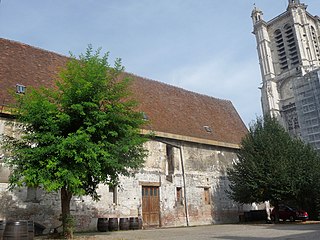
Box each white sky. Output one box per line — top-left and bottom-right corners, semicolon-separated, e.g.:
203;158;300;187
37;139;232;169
1;0;319;126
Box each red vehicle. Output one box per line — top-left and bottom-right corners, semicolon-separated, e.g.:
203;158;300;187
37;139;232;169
271;205;308;222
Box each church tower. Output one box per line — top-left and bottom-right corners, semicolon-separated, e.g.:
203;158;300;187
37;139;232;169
252;0;320;145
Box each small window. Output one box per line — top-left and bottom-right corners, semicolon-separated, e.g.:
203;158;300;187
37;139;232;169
142;112;148;121
176;187;183;205
109;186;117;204
166;145;174;175
204;188;210;205
203;126;212;133
26;187;39;203
16;84;26;94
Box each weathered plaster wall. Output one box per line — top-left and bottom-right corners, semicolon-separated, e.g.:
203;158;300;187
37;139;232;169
86;139;243;228
0;117;244;232
0;117;14;183
161;140;241;225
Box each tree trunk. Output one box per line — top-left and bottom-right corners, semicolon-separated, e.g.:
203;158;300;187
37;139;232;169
61;186;74;239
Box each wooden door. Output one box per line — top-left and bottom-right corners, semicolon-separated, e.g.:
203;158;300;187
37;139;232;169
142;186;160;227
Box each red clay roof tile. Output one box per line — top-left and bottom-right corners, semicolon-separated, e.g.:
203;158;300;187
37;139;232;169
0;38;247;146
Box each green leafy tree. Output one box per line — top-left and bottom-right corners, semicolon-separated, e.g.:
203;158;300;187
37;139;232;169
227;115;320;220
2;46;148;238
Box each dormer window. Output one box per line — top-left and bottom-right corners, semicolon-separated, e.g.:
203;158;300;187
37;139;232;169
203;126;212;133
16;84;26;94
142;112;149;121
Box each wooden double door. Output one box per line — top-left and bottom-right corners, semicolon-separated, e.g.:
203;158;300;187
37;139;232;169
142;186;160;227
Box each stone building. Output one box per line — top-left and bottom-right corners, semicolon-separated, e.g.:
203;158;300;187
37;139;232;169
0;38;247;231
252;0;320;149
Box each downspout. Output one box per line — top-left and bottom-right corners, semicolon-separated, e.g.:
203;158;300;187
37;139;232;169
158;168;162;227
154;138;190;227
178;146;189;227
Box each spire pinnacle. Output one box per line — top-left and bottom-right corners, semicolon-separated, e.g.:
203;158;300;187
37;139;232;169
251;4;263;24
288;0;301;5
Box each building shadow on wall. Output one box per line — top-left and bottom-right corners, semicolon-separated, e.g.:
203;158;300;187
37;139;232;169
211;176;243;224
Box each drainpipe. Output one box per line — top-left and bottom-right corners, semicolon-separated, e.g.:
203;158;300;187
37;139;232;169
179;146;189;227
156;138;189;227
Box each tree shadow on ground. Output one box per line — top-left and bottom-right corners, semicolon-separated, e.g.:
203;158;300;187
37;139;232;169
213;223;320;240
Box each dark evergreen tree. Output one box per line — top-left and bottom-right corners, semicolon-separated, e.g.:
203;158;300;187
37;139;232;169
227;115;320;221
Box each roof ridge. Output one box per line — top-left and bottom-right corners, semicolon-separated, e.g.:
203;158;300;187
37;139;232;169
1;38;231;105
0;37;247;145
0;38;68;59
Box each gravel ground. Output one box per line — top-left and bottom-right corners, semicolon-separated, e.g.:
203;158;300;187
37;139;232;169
36;221;320;240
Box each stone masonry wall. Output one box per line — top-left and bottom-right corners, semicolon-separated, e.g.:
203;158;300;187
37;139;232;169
0;116;244;232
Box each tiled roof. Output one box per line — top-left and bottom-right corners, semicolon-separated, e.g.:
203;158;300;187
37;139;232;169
0;38;69;106
0;38;247;147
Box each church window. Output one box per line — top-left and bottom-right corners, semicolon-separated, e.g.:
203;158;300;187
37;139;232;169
274;29;288;70
288;119;293;130
282;103;299;133
294;117;299;129
284;24;299;67
311;26;320;61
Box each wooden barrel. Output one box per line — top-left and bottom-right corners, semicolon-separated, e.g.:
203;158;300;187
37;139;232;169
129;217;139;230
138;217;143;230
97;218;108;232
27;221;34;240
33;222;45;236
3;221;29;240
119;218;129;231
0;220;5;239
108;218;118;231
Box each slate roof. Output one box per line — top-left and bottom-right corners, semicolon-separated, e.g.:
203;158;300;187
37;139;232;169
0;38;247;147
